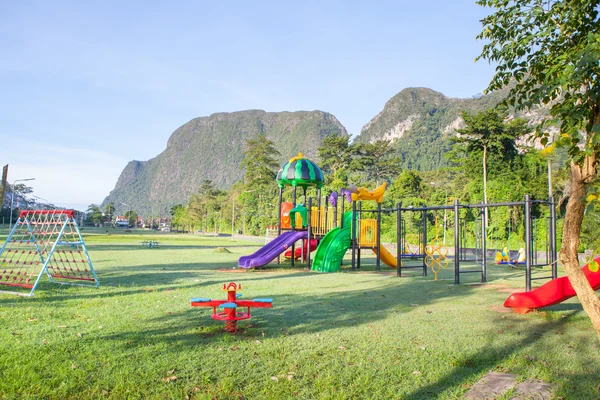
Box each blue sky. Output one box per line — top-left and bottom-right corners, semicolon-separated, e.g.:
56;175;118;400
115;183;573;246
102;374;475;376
0;0;496;211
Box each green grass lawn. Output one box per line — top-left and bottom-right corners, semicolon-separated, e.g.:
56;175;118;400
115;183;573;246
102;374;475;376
0;228;599;399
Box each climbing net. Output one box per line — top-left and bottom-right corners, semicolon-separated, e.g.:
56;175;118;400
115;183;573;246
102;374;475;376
0;210;99;296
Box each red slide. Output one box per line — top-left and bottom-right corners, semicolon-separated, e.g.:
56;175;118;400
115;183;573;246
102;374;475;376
284;239;318;260
504;257;600;314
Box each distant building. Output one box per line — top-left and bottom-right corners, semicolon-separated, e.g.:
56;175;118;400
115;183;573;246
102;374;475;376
115;215;129;228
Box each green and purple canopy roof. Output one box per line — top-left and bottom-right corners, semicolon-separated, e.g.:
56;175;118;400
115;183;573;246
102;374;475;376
276;153;324;189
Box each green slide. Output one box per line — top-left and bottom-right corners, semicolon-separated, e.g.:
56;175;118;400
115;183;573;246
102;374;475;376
311;212;353;273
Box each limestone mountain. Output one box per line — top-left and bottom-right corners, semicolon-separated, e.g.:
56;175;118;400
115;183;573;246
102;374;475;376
102;110;347;216
356;87;509;171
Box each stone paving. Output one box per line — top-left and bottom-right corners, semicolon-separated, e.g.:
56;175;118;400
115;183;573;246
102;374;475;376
465;372;554;400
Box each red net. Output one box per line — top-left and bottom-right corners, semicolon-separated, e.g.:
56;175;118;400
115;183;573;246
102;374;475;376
0;210;95;291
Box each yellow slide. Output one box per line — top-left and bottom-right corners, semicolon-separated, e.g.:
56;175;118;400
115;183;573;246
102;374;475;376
372;245;399;268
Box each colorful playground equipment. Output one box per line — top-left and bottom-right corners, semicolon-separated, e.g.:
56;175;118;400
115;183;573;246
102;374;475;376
237;152;400;273
350;182;387;203
238;153;326;269
311;211;353;272
190;282;273;333
312;182;403;272
284;238;318;260
495;247;526;266
239;230;309;268
504;257;600;314
424;216;449;281
346;182;402;270
495;247;511;263
0;210;99;296
402;243;424;258
396;195;558;292
237;151;561;297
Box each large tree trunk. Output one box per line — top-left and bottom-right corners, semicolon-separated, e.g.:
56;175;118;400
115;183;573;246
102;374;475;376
559;154;600;340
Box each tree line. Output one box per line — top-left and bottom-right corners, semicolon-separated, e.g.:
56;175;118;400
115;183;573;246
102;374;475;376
167;108;567;246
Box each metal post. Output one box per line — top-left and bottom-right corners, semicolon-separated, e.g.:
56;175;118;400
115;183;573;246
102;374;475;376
481;204;487;283
548;158;553;199
525;195;532;291
376;202;381;271
277;187;282;264
397;202;402;277
231;198;236;241
334;192;339;229
307;197;312;269
291;186;297;268
277;187;282;237
454;199;460;284
9;178;36;230
317;188;321;235
550;196;557;279
422;208;427;276
9;190;15;231
351;200;357;271
357;202;362;269
340;191;345;229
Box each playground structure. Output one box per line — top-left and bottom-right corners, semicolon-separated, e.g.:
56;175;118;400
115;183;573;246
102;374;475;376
495;247;526;266
237;152;565;296
284;238;318;260
504;257;600;314
190;282;273;333
424;216;449;281
348;182;402;271
0;210;99;296
395;196;558;291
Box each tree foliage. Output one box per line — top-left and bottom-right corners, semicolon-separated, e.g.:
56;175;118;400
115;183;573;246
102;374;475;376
125;210;138;227
477;0;600;163
86;204;104;225
241;134;281;188
356;140;402;185
454;108;530;206
104;202;115;222
477;0;600;338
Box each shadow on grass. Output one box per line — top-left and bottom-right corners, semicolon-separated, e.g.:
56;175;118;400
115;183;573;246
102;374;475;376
84;262;598;397
403;314;598;399
2;252;597;397
96;278;496;342
86;243;260;252
0;260;313;305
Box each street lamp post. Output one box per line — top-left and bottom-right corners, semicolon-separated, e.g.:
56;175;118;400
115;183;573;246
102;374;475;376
32;195;49;210
9;178;35;230
231;198;235;241
215;211;222;234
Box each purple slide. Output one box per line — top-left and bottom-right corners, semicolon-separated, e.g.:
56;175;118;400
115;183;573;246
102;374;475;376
238;231;309;269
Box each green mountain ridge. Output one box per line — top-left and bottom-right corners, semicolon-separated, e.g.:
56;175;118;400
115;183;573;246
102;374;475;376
356;87;510;171
101;110;347;216
102;86;542;217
